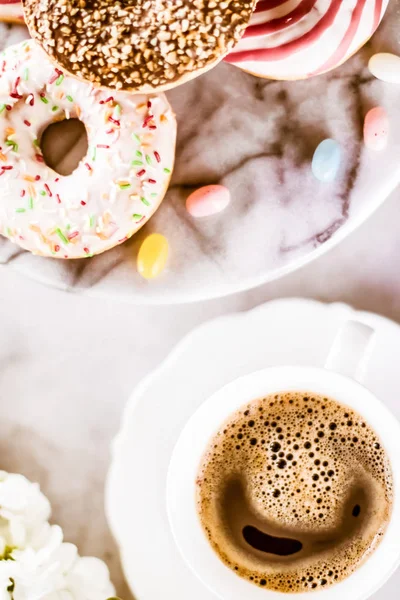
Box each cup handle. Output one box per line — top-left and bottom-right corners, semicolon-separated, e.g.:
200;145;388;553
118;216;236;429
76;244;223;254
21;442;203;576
325;320;375;383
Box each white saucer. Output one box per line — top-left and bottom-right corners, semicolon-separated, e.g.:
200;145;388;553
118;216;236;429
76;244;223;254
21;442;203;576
106;298;400;599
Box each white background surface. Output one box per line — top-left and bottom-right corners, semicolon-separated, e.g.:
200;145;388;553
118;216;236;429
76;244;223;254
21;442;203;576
1;184;400;598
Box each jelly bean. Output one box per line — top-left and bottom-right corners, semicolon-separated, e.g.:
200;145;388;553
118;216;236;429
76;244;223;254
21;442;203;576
311;139;342;183
363;107;389;151
137;233;169;279
368;53;400;84
186;185;230;217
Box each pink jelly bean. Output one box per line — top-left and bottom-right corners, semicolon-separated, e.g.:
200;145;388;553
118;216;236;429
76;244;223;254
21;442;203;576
363;107;389;151
186;185;231;218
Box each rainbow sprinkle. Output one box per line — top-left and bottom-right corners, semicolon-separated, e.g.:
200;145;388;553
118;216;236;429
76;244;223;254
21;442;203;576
55;228;69;244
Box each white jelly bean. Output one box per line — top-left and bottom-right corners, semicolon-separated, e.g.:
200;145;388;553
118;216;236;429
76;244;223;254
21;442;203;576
364;107;389;151
186;185;231;218
368;53;400;84
311;139;342;183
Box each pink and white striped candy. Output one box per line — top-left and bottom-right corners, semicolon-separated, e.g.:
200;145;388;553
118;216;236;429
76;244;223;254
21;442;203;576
226;0;389;80
0;0;24;24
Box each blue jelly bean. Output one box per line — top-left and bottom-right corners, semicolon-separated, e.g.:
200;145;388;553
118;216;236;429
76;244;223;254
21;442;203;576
311;139;342;183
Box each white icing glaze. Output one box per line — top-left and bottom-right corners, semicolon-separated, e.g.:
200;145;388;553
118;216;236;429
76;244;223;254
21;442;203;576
226;0;389;79
0;1;24;23
0;41;176;258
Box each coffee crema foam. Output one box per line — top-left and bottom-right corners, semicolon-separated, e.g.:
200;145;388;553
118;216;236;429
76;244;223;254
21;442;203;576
196;392;393;593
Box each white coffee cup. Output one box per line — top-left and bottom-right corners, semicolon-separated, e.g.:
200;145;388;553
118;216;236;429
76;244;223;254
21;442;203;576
167;320;400;600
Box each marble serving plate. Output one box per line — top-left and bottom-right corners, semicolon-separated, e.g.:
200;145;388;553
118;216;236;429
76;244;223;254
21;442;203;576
1;6;400;304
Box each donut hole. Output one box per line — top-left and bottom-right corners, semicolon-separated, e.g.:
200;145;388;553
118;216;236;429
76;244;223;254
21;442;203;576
40;118;88;176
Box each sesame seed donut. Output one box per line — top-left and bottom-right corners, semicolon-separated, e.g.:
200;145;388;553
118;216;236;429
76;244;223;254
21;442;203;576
0;0;24;24
23;0;257;94
0;40;176;259
225;0;389;80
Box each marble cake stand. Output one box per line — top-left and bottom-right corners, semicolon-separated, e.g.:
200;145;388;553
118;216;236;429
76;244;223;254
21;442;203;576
1;5;400;304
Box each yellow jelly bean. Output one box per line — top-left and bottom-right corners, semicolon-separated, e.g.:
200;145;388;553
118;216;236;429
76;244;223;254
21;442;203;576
137;233;169;279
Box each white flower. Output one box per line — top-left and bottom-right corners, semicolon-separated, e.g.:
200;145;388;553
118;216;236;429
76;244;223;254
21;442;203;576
0;473;115;600
0;472;51;552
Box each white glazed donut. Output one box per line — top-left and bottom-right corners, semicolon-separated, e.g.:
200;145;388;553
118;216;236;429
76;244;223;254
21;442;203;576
0;41;176;259
226;0;389;80
0;0;24;23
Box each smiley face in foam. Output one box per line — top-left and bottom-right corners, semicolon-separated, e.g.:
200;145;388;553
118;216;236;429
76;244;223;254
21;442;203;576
197;391;393;593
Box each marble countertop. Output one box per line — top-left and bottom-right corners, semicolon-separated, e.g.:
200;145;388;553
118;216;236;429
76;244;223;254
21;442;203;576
1;180;400;598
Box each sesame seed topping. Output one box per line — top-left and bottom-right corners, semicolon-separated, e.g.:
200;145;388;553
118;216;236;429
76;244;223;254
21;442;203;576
23;0;256;92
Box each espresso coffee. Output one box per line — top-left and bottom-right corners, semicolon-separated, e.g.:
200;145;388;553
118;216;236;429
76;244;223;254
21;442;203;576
196;392;393;593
